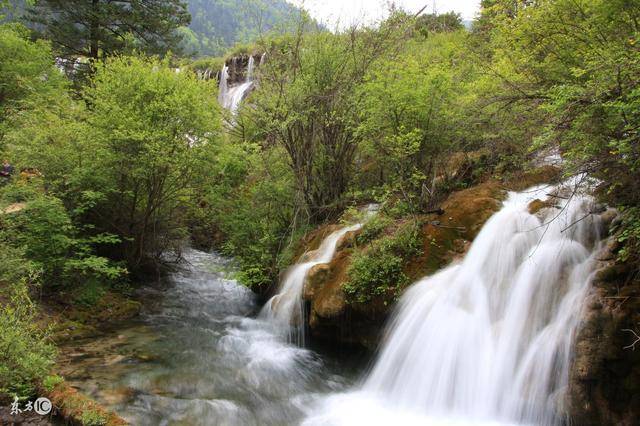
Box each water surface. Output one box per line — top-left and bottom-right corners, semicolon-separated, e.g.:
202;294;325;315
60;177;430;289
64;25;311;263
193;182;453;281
58;250;361;425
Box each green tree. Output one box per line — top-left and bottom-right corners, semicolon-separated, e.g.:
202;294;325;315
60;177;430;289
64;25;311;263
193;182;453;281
249;16;408;223
7;55;222;272
356;31;479;210
415;12;463;36
484;0;640;263
0;24;65;138
27;0;190;60
0;249;55;398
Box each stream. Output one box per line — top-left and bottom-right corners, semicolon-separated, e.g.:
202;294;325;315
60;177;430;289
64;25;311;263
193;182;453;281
57;250;363;425
58;182;604;426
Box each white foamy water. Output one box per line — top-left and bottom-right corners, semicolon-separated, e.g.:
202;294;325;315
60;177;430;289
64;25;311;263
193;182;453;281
59;249;359;426
303;181;604;426
261;205;379;345
261;223;363;346
219;56;256;114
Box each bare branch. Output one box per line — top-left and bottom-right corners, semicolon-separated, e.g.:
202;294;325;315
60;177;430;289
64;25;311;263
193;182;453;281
623;327;640;351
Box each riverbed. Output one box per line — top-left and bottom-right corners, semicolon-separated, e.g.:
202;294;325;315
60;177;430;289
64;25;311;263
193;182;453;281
57;249;364;425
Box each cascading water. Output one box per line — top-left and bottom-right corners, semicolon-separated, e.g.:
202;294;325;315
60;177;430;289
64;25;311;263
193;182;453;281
260;223;363;346
262;205;378;346
303;181;606;426
218;55;256;114
218;64;229;105
58;249;361;425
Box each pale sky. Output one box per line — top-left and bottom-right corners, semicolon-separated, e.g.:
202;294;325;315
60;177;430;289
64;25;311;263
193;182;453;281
290;0;481;29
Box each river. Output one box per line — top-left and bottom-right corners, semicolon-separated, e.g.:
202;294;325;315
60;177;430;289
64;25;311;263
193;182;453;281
57;249;363;425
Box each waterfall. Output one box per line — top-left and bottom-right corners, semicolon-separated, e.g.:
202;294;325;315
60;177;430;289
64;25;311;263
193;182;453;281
261;223;363;346
261;205;378;346
304;181;605;426
218;63;229;106
246;55;255;80
218;55;257;114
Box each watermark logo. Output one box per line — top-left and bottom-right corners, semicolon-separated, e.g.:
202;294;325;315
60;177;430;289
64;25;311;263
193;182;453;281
9;396;51;416
34;397;52;415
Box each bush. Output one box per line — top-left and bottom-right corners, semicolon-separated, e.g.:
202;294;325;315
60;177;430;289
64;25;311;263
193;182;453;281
42;374;64;392
80;408;108;426
616;207;640;270
355;214;393;246
0;185;125;288
343;220;422;303
0;284;56;398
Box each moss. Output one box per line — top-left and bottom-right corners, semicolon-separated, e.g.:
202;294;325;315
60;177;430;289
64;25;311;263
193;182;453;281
343;220;423;304
404;179;504;280
46;289;141;342
504;165;561;191
45;380;126;426
355;214;393;246
528;198;555;214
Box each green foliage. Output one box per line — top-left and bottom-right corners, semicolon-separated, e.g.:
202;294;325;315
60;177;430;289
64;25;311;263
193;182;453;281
344;220;423;303
2;194;74;278
80;408;107;426
185;0;305;56
207;144;299;289
41;374;63;392
356;32;471;210
0;282;56;398
0;23;65;137
617;207;640;266
0;184;125;287
355;214;393;246
250;21;408;222
482;0;640;269
27;0;190;60
185;56;224;74
6;54;222;272
415;12;464;36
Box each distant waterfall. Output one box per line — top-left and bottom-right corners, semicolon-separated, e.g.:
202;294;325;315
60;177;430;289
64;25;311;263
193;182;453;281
304;181;606;426
218;55;257;114
217;64;229;106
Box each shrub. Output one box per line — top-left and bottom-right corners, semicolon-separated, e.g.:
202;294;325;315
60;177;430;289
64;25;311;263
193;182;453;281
0;284;56;398
0;187;125;288
42;374;64;392
80;408;108;426
344;220;422;303
616;207;640;270
355;214;393;246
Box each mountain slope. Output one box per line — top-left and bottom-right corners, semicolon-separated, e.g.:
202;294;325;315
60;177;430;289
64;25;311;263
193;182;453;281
183;0;303;56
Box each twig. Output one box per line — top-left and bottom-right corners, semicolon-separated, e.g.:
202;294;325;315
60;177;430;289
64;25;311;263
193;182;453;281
546;193;570;200
561;211;593;233
430;221;466;231
622;327;640;351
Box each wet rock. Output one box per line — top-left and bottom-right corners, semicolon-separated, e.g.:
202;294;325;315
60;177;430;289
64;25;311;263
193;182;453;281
336;230;358;251
568;250;640;425
303;263;331;300
0;406;55;425
528;198;556;215
599;208;618;236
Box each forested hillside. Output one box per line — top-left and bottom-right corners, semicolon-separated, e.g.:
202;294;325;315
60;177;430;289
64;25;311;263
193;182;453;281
1;0;307;57
182;0;303;56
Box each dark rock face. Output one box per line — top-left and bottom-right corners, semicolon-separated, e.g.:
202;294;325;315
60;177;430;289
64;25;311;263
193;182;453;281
568;236;640;425
224;54;262;85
